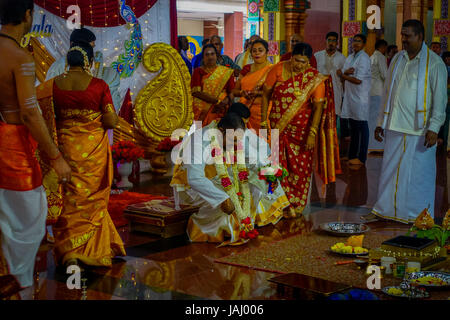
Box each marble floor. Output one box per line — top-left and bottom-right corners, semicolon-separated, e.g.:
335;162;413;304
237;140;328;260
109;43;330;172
8;147;450;300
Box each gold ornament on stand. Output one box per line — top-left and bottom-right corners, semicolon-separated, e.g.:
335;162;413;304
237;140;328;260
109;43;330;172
115;42;193;173
134;42;193;142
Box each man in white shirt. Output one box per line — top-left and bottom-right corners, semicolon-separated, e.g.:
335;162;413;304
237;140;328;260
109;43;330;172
365;20;447;223
338;34;372;166
315;32;346;131
368;39;388;152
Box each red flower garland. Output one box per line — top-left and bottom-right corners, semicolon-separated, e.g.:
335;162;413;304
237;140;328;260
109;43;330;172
221;177;232;189
239;217;259;240
238;170;249;181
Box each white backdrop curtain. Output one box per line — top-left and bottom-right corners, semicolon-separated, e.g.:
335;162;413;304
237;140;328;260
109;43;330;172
33;0;171;108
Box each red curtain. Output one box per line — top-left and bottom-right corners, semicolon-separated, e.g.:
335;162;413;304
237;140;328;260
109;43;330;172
34;0;157;27
170;0;178;48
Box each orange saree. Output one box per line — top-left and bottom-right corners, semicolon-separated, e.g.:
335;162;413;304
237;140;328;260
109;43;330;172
239;63;273;131
191;65;235;126
37;78;125;267
267;63;341;215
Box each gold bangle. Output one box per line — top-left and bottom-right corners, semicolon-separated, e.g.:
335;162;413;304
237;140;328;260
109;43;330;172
310;127;318;135
260;121;267;126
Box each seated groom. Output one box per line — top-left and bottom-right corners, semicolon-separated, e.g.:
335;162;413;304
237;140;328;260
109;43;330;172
170;112;289;246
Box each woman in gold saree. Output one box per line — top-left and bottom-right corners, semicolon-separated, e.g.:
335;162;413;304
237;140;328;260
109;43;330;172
191;44;235;126
37;42;125;269
232;39;273;131
262;43;341;217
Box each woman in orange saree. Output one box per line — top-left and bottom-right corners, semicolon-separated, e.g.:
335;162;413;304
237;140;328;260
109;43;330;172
232;39;273;131
191;44;235;126
262;43;341;217
37;43;125;269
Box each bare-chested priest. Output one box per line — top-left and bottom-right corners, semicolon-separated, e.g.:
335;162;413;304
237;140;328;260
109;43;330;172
0;0;71;298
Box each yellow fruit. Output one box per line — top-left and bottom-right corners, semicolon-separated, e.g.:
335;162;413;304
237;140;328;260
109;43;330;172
346;235;364;247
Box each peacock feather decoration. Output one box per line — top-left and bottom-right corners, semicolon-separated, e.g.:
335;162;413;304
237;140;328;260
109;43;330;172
111;0;143;78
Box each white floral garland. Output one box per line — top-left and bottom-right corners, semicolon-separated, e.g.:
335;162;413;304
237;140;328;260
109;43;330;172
210;136;251;221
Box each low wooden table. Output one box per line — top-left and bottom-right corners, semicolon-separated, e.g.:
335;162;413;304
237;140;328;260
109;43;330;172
269;273;351;299
124;198;198;238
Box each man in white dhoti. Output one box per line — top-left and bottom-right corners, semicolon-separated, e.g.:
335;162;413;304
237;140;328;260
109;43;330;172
45;28;121;112
339;34;372;167
368;39;388;153
314;32;346;132
0;0;71;298
171;112;289;246
365;20;448;223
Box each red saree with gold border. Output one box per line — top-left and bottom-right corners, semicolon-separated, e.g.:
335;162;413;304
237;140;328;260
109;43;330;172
268;66;341;215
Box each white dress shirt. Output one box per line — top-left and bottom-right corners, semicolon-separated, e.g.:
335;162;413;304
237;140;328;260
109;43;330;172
383;50;448;135
370;50;388;97
340;50;372;121
315;50;346;116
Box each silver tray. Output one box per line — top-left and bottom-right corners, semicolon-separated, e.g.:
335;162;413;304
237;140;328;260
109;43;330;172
382;286;429;299
320;222;370;236
405;271;450;288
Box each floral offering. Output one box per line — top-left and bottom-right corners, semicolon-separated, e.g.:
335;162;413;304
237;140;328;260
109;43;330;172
111;140;145;164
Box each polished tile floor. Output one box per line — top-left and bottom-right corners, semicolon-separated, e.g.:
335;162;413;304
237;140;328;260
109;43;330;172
10;147;450;300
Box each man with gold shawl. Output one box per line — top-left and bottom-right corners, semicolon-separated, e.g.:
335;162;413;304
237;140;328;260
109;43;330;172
170;113;289;246
366;20;447;223
262;43;341;217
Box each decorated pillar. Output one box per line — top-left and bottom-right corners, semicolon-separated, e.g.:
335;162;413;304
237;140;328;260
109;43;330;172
248;0;262;37
283;0;310;52
433;0;450;52
395;0;404;48
262;0;283;63
366;0;379;56
342;0;367;57
224;12;244;60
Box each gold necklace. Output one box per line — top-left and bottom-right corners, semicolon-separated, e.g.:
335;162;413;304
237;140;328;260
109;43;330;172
291;65;305;98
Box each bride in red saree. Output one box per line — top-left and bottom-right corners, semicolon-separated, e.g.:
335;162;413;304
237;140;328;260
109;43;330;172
262;43;341;217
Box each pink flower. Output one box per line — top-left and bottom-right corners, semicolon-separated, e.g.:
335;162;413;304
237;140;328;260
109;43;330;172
221;177;232;188
238;170;249;181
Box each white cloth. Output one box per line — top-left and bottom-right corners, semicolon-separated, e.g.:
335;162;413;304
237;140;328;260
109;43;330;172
370;50;388;97
314;50;346;116
34;2;171;108
377;43;448;135
236;50;253;68
45;56;122;112
341;50;372;121
371;130;436;223
0;186;47;287
368;96;385;151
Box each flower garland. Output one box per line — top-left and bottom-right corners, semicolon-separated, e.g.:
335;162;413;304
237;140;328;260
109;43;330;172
210;135;258;240
258;165;288;194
